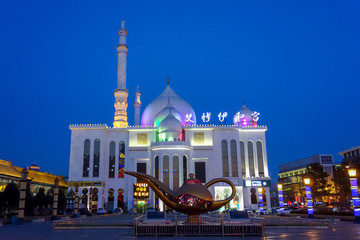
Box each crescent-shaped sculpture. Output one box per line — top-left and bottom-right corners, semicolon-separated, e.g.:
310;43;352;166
125;171;236;216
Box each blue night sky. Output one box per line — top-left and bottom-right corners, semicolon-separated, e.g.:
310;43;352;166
1;1;359;182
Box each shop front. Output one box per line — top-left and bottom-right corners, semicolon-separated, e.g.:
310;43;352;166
133;183;149;213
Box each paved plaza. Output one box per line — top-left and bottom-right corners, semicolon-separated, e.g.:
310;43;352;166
1;215;360;240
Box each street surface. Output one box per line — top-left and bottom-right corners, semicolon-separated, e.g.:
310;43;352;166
0;215;359;240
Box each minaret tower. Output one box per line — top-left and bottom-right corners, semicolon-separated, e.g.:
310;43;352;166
134;85;141;126
113;21;129;128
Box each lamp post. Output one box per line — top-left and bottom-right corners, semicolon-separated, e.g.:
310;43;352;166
348;168;360;223
258;187;264;214
17;168;29;224
303;178;314;219
74;183;79;217
277;184;285;216
51;177;59;220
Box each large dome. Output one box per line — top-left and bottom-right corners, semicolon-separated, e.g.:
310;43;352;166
141;84;196;126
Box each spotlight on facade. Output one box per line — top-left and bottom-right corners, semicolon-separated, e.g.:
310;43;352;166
303;178;314;219
347;168;360;223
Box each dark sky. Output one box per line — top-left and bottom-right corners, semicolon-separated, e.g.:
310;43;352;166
1;1;359;182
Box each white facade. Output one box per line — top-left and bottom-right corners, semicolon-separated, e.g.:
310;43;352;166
67;23;271;213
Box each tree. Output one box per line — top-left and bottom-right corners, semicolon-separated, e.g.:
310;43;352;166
4;182;19;215
57;189;67;214
35;188;47;215
332;163;350;207
305;163;332;202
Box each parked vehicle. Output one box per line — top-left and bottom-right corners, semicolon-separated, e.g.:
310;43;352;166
129;208;137;214
114;208;123;214
209;210;221;215
147;207;155;212
97;208;105;215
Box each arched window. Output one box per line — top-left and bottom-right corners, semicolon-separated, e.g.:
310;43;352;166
240;141;246;177
163;155;170;186
183;155;187;182
155;156;159;179
118;141;125;178
256;141;264;177
230;140;238;177
93;139;100;177
173;155;179;190
154;155;160;211
221;140;229;177
248;141;255;177
109;141;115;178
83;139;90;177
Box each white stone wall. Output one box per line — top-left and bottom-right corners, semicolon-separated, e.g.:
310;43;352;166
68;125;271;211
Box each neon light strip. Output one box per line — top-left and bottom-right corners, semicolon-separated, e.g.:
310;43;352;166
350;177;360;217
259;192;263;213
151;147;190;151
278;188;284;214
305;186;313;215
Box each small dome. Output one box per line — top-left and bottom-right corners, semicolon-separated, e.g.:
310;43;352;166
154;103;183;127
233;104;259;126
141;84;196;126
159;112;182;134
28;162;39;171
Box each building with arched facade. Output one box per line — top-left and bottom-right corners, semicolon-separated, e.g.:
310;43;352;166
67;22;271;213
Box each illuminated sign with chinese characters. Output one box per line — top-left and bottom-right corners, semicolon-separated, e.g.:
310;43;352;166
218;112;228;122
185;113;194;123
201;112;211;123
133;183;149;199
244;180;270;187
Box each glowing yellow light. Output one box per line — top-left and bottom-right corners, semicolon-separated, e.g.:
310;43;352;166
277;184;282;189
258;187;263;193
304;178;310;185
348;168;357;177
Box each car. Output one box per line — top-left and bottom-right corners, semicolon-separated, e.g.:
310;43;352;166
114;208;123;214
129;208;137;214
79;208;89;215
147;207;155;212
209;210;221;215
97;208;105;215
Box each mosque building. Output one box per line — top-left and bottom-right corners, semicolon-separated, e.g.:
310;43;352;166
68;22;271;213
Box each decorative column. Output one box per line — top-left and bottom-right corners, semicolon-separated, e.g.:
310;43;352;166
348;168;360;223
277;184;285;216
258;187;264;214
89;187;93;214
113;21;129;128
17;168;29;224
74;183;79;216
304;178;314;218
51;177;59;220
134;85;141;126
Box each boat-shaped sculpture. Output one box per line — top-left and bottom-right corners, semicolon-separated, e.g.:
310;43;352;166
125;171;236;215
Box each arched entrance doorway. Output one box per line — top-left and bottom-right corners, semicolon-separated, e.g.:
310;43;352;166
108;188;114;212
118;188;124;210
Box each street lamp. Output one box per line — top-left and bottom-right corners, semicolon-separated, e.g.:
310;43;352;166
303;177;314;219
277;184;285;216
258;187;264;214
17;168;29;224
347;168;360;223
